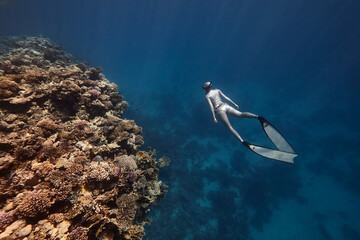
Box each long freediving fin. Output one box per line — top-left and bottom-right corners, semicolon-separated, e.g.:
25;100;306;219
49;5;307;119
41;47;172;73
258;116;296;154
242;141;297;163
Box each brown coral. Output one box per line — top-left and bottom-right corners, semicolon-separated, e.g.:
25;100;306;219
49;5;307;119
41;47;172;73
86;161;116;183
0;154;15;171
116;194;138;222
115;155;138;171
0;77;20;98
31;161;56;178
15;190;52;218
43;47;60;62
22;68;48;84
0;212;14;231
48;213;64;224
36;118;58;131
67;226;88;240
0;36;166;240
124;225;145;240
87;67;103;80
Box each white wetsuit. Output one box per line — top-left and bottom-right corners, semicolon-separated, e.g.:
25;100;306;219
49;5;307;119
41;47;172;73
206;89;231;112
205;89;257;143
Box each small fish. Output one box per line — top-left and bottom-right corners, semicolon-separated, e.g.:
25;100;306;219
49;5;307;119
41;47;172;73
5;172;13;180
98;141;105;146
66;194;76;202
93;155;103;165
82;204;88;213
103;124;107;131
81;161;89;167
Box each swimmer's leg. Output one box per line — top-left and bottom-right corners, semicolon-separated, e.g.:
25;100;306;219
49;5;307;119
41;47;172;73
227;107;258;118
216;111;244;142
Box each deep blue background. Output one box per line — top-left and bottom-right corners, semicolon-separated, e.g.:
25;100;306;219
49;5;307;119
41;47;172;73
1;0;360;239
2;0;359;101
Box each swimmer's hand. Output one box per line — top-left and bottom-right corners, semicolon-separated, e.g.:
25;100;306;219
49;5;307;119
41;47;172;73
214;119;218;124
234;104;239;108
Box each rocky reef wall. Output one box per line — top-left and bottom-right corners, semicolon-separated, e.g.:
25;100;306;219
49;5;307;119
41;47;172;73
0;36;167;240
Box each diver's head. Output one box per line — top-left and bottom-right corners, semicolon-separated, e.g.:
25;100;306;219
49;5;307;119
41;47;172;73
202;81;212;91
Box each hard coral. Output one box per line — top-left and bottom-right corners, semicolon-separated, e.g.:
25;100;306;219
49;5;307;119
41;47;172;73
76;62;87;72
90;89;101;98
59;80;81;96
32;161;55;178
1;62;21;74
36;118;58;131
48;213;65;224
0;77;20;98
43;47;60;62
116;194;138;222
0;154;15;171
127;172;138;183
67;226;88;240
87;67;103;80
23;68;48;84
124;225;145;240
0;212;13;231
0;36;167;239
16;190;52;218
158;156;171;168
115;155;138;171
86;162;116;183
77;120;88;129
110;92;123;105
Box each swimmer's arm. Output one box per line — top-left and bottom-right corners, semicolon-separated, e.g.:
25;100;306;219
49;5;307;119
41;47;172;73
219;90;239;108
205;96;218;123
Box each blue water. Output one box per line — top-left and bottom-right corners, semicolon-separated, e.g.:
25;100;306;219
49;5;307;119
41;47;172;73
1;0;360;239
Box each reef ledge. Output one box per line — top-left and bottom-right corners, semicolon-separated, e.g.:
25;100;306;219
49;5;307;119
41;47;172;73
0;36;167;240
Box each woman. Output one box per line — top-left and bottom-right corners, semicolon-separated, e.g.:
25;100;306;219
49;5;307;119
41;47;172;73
203;81;297;163
203;81;259;143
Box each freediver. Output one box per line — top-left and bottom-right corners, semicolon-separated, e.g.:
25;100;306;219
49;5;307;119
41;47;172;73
203;81;259;142
203;81;298;163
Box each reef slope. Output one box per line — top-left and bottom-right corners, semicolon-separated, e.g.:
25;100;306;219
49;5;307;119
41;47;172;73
0;36;167;240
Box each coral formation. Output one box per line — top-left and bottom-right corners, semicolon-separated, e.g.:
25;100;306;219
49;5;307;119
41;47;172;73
0;213;13;231
67;226;89;240
115;155;138;171
0;36;167;239
15;190;52;218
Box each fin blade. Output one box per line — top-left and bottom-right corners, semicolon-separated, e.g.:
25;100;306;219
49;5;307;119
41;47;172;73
259;117;296;154
243;141;297;163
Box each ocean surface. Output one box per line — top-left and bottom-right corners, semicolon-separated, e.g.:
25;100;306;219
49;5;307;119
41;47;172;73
1;0;360;239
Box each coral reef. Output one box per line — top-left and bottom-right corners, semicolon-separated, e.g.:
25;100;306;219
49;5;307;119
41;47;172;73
15;190;52;218
67;226;88;240
0;36;167;239
0;213;13;231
